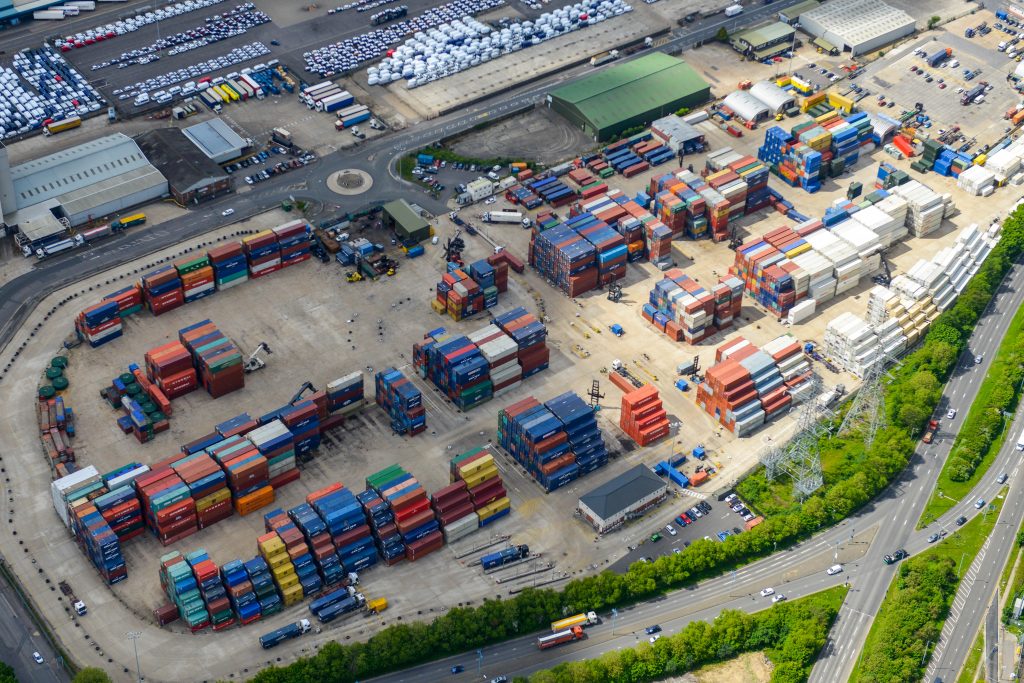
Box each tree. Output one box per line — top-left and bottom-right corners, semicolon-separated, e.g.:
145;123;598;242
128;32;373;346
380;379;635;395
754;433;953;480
928;15;941;29
716;27;729;42
73;668;112;683
0;661;15;683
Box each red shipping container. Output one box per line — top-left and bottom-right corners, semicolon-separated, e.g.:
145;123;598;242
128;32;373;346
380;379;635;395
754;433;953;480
333;524;372;549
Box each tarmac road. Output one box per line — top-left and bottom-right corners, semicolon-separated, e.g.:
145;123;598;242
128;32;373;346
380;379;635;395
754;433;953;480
0;568;67;683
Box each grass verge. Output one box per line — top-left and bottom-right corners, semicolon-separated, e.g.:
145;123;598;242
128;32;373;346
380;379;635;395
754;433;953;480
851;494;1003;682
919;301;1024;527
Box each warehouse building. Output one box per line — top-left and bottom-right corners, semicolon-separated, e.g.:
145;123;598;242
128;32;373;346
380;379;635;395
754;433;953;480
650;115;707;154
722;90;770;124
136;129;232;205
0;133;168;233
750;81;797;115
778;0;820;25
182;118;249;164
547;53;711;141
798;0;915;56
730;21;797;60
577;464;669;534
383;199;430;243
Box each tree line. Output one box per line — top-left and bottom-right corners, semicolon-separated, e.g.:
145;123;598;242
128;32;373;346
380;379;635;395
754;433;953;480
244;210;1024;682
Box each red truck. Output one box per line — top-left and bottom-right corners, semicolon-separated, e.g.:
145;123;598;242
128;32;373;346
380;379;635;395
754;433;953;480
922;419;939;444
537;625;584;650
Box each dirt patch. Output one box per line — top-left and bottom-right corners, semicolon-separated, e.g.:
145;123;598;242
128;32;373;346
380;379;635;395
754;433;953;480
690;651;774;683
450;106;597;165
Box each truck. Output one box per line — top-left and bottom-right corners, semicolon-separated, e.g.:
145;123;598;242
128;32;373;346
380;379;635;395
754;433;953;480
590;50;620;67
309;586;357;616
315;593;365;623
272;128;293;147
59;581;87;615
480;544;530;570
34;9;67;19
366;597;388;613
550;611;599;632
259;619;311;649
537;625;584;649
483;210;524;224
724;4;743;17
36;238;78;259
112;213;146;229
66;1;96;9
927;47;952;68
962;83;987;105
1017;427;1024;451
44;116;81;135
922;418;938;444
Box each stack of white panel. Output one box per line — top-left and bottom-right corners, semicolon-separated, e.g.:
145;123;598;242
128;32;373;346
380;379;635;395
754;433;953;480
792;250;836;303
957;165;996;196
866;285;904;327
831;220;883;260
984;147;1020;181
787;299;816;325
706;147;742;172
891;181;946;237
850;204;905;248
932;243;973;295
906;259;954;310
823;312;880;377
805;229;864;295
875;318;907;357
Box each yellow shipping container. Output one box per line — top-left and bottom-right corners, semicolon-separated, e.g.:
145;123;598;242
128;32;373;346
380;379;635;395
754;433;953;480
267;552;291;570
196;488;231;512
477;496;511;517
457;453;494;477
431;299;446;314
259;537;285;555
244;230;276;246
272;561;295;579
827;92;854;113
783;242;812;258
463;466;499;490
281;583;304;605
276;573;299;591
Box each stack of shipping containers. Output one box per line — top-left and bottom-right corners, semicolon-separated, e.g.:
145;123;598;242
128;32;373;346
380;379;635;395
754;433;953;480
243;231;283;278
642;269;743;344
374;368;426;435
695;335;812;435
365;465;444;563
434;259;501;319
446;446;512;530
497;391;607;492
618;384;670;446
175;253;216;304
39;395;77;474
265;509;323;598
179;320;245;398
75;299;123;347
160;551;211;630
208;242;249;290
141;265;186;316
258;527;304;607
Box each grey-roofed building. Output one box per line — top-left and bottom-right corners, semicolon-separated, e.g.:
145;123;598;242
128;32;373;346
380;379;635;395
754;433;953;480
798;0;915;56
650;115;707;154
722;90;770;124
182;118;248;164
577;465;669;534
730;21;797;60
750;81;797;114
1;133;168;231
136;128;232;205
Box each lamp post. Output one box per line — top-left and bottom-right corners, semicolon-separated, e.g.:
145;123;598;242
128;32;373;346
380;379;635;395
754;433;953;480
126;631;142;683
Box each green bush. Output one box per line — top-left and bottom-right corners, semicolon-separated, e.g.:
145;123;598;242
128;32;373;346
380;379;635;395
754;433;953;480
248;207;1024;683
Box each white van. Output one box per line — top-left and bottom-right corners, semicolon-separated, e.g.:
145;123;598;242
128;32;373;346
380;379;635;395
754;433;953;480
1016;428;1024;451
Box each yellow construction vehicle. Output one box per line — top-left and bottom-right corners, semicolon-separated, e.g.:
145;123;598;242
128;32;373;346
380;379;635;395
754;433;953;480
366;597;388;614
346;272;363;282
571;344;590;359
634;359;659;382
569;321;590;339
580;317;603;334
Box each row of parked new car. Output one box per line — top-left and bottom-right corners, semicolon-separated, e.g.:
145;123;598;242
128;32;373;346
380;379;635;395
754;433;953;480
120;43;271;106
90;3;269;72
52;0;233;52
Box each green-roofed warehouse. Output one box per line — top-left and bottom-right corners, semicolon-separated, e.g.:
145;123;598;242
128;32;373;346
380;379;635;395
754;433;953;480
383;199;430;243
547;53;711;142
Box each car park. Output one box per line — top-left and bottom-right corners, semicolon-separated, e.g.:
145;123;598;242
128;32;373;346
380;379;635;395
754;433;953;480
664;524;676;536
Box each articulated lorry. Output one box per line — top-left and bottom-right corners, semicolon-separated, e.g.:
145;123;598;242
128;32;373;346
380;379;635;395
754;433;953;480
259;619;311;649
482;210;525;225
550;611;599;632
537;625;584;649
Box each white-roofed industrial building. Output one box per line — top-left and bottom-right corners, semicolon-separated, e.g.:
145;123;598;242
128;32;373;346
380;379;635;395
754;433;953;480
730;21;797;61
749;81;796;115
797;0;915;56
722;90;770;124
182;118;248;164
0;133;168;239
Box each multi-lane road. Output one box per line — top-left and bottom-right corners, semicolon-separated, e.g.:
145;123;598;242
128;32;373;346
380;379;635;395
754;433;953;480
0;566;66;682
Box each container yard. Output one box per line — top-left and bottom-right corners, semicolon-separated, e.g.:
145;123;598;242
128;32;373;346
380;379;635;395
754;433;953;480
11;1;1024;679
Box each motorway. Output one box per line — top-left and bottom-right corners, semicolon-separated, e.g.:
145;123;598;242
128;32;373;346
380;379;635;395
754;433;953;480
362;263;1024;683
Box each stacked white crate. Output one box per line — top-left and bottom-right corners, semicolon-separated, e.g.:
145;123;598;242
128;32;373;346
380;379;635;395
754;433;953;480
764;335;812;397
906;259;955;310
804;229;863;295
849;204;904;249
787;298;816;324
823;312;880;377
984;147;1020;183
792;250;837;303
706;147;743;172
957;165;996;196
890;181;946;237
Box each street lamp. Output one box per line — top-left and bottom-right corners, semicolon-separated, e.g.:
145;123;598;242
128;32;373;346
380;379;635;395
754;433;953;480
476;649;483;676
126;631;142;683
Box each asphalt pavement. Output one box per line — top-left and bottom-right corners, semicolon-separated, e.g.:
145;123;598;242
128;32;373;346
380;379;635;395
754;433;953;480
0;568;67;683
